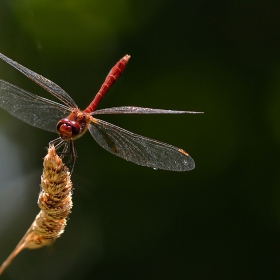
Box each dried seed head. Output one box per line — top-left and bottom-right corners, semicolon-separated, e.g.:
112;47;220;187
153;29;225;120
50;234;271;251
0;144;73;275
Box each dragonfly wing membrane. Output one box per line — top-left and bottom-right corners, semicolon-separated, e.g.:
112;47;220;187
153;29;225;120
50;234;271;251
0;80;71;132
89;118;195;171
0;52;78;108
92;106;203;115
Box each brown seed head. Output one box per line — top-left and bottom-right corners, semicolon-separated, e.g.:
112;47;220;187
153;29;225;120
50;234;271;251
0;144;73;275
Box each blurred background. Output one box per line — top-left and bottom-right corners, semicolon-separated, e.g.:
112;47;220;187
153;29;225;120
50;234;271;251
0;0;280;279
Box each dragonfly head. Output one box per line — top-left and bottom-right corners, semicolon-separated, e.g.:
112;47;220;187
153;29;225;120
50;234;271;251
56;118;80;140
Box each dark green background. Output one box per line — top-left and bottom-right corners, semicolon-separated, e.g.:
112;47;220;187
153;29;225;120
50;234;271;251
1;1;280;279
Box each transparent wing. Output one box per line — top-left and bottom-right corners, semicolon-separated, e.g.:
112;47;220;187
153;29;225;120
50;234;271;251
0;52;78;108
92;106;203;115
0;80;71;132
88;118;195;171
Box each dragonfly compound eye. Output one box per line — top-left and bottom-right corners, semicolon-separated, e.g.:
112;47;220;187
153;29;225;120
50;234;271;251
56;118;81;140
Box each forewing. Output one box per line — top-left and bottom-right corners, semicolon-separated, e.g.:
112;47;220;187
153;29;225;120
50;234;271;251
88;118;195;171
0;52;78;108
0;80;71;132
92;106;203;115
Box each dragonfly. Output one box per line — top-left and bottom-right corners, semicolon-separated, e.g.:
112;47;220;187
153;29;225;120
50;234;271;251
0;52;202;171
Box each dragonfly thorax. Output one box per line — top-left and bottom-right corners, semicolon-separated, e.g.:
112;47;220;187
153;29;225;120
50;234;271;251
56;118;80;140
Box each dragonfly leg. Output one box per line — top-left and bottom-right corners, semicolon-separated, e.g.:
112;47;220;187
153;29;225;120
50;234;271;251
49;138;65;149
68;141;77;174
60;141;77;174
48;138;77;173
49;138;69;158
59;140;77;174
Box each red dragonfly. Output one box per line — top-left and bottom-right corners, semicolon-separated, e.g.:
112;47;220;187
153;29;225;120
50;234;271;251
0;52;202;171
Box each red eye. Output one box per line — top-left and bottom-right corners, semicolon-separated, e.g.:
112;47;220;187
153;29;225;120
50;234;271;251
56;118;80;140
70;121;80;136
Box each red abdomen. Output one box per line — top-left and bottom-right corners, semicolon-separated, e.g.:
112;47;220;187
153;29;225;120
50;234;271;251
83;55;130;113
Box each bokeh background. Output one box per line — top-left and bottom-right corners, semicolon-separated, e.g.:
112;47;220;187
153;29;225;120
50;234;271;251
0;1;280;279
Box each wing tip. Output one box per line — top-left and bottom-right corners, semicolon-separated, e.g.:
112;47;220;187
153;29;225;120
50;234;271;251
178;149;196;171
